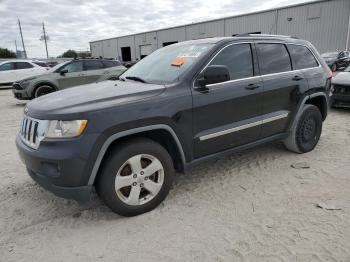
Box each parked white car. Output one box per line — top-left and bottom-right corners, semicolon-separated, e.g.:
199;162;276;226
0;60;49;88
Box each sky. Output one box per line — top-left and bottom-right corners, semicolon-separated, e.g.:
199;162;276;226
0;0;317;58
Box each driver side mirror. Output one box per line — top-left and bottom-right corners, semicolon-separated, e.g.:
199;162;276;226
60;69;68;76
194;65;230;91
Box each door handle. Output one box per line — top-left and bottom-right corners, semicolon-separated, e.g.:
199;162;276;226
78;73;85;77
245;83;260;90
292;75;304;81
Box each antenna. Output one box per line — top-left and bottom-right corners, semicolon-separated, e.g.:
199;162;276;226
18;19;27;59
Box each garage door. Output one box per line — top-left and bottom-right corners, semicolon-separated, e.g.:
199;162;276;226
140;45;153;59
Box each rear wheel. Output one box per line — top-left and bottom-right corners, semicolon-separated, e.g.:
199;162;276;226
96;138;174;216
34;85;55;98
284;104;323;153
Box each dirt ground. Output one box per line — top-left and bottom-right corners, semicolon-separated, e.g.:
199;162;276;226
0;89;349;262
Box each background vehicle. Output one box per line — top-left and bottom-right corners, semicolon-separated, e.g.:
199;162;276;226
16;36;330;216
321;51;350;72
0;60;49;89
12;59;127;99
330;65;350;108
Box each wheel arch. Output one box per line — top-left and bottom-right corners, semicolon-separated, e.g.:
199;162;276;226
305;93;328;120
290;92;328;130
88;125;186;186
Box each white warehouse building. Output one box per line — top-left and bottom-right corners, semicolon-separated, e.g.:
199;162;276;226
90;0;350;62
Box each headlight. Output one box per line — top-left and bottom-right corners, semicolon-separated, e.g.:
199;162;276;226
45;120;88;138
20;77;36;88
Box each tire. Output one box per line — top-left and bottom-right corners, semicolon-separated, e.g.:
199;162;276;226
96;138;174;217
284;104;323;154
331;63;337;72
34;85;55;98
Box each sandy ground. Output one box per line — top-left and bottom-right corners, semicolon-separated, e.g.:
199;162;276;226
0;89;349;262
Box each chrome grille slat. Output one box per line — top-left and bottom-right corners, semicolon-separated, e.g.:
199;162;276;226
27;120;32;141
20;116;47;149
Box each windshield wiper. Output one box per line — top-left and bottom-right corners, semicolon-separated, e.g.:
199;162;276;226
125;76;147;83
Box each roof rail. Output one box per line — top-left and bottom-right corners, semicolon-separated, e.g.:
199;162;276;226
234;33;298;39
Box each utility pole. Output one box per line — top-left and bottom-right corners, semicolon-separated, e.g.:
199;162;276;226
15;40;18;53
18;19;27;59
42;22;49;58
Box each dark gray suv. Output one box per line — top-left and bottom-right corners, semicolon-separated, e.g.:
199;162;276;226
16;35;331;216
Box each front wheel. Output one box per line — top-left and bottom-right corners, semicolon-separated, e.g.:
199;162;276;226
284;104;323;153
34;85;55;98
96;138;174;216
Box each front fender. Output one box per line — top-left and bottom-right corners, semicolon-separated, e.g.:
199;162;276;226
86;124;186;186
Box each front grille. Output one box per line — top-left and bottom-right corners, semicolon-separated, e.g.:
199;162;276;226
13;82;23;90
333;84;350;95
20;116;47;149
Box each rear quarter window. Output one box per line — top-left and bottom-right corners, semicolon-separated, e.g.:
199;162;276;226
287;44;319;70
33;62;48;67
103;60;121;68
256;43;292;75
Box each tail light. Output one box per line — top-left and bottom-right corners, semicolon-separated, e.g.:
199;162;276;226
327;68;333;80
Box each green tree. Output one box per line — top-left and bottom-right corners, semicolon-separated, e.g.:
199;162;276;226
0;47;16;58
60;49;77;58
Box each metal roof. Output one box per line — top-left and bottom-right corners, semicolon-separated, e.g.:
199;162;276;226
89;0;331;43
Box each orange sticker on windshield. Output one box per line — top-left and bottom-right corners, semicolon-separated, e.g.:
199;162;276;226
171;57;188;67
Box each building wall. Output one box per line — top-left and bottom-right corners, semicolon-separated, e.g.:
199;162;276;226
185;20;225;40
157;27;186;48
224;11;277;36
276;0;350;52
134;32;157;60
90;0;350;60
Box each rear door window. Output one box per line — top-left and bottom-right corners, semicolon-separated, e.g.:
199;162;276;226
15;62;34;69
84;60;104;71
209;43;254;81
256;43;292;75
287;44;319;69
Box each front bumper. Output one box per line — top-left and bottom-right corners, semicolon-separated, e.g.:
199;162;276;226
330;84;350;107
330;93;350;107
16;134;98;202
12;83;31;100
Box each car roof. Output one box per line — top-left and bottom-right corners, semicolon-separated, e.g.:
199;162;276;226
0;60;41;65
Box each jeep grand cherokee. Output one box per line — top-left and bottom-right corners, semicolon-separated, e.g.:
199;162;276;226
16;35;331;216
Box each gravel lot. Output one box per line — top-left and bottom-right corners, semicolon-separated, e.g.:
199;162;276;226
0;89;350;262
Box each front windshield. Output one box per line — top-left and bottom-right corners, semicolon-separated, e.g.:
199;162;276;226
321;52;338;58
120;43;214;84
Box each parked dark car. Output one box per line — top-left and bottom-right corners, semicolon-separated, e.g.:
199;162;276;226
321;51;350;72
16;35;330;216
330;65;350;108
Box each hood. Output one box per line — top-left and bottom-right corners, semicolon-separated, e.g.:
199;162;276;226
27;80;165;119
332;72;350;86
